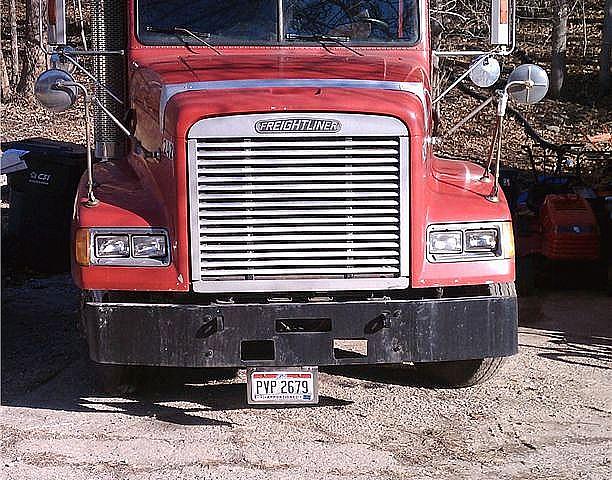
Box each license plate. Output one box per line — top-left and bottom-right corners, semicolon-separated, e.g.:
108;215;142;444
247;367;318;405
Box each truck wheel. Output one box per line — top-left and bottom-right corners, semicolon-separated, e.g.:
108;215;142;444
93;364;138;395
413;282;514;387
488;281;517;297
516;255;537;296
413;357;506;388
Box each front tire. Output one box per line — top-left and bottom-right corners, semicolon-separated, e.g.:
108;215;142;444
413;282;514;387
93;363;139;395
413;357;506;388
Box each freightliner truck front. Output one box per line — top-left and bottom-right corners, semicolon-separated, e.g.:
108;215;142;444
34;0;548;404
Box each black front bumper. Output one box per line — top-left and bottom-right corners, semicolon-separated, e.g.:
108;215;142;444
82;293;518;367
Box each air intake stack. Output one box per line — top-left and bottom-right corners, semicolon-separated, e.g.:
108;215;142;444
91;0;127;160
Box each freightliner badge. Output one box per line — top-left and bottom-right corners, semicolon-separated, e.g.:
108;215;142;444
255;118;342;133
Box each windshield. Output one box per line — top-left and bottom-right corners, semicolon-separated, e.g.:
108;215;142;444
137;0;420;46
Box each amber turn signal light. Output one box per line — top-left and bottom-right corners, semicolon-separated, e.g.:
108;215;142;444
75;228;90;266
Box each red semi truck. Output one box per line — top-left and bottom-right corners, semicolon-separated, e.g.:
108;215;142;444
34;0;546;404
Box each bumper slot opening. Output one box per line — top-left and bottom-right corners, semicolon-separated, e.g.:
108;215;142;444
275;317;332;333
334;339;368;359
241;340;275;361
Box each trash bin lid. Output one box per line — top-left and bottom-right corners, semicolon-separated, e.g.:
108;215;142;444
1;138;86;167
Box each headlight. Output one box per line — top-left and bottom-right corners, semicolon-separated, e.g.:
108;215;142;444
132;235;167;258
465;229;498;252
95;235;130;258
427;222;513;262
429;231;462;254
82;229;171;266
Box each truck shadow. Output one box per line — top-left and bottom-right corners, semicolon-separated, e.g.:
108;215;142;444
517;290;612;370
1;274;351;423
2;361;354;428
1;358;353;425
322;365;431;387
2;274;610;421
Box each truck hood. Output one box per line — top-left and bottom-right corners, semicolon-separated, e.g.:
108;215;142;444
136;52;428;85
130;52;430;150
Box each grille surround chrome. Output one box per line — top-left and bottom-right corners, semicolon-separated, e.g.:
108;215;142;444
187;113;409;293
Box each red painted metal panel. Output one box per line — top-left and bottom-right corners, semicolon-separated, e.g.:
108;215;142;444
72;1;514;292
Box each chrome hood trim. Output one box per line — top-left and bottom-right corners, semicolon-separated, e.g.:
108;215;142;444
160;79;428;128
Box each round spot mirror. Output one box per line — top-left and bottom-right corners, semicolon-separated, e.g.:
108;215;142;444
34;69;78;112
507;64;549;104
469;57;501;88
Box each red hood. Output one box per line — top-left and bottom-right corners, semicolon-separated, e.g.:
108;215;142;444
130;52;430;150
134;52;429;85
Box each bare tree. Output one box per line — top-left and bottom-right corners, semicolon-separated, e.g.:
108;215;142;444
550;0;569;98
10;0;19;87
600;0;612;95
18;0;47;94
1;50;11;100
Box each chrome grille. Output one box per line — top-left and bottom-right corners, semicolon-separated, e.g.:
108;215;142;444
188;113;409;293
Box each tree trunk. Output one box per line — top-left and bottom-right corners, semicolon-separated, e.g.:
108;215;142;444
1;13;11;99
600;0;612;95
18;0;48;95
10;0;19;87
550;0;569;98
1;50;11;100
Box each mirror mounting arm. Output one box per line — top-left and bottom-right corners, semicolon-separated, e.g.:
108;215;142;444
59;53;125;106
432;50;499;105
56;80;98;207
481;79;534;202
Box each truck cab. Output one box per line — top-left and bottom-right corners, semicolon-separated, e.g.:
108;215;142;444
42;0;520;400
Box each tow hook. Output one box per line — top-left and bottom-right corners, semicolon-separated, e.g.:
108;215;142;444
196;314;224;339
364;309;401;334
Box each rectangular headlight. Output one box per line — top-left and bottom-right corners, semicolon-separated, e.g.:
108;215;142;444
429;231;462;254
88;229;170;266
132;235;167;258
95;235;130;258
427;222;513;262
465;229;498;252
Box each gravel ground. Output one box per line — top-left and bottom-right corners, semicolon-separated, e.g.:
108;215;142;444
1;275;610;480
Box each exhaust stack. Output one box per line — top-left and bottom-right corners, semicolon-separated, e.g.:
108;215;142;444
91;0;127;160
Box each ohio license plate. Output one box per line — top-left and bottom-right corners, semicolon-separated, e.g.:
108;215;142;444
247;367;318;405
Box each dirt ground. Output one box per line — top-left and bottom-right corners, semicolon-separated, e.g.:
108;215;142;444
1;3;610;477
1;273;610;480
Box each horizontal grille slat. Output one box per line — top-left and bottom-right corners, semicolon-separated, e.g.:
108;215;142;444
201;267;400;276
198;139;399;149
200;216;399;225
201;249;399;259
200;208;399;217
200;200;398;209
190;128;405;282
202;258;399;268
200;242;400;252
201;225;399;235
199;157;400;166
199;174;399;183
200;233;400;243
200;193;399;202
198;165;399;174
197;183;398;191
198;148;400;158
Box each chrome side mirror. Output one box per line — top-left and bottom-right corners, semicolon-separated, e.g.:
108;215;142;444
34;69;78;112
469;57;501;88
507;64;549;104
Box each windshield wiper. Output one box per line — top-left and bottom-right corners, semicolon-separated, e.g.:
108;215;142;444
286;33;363;56
145;26;222;55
